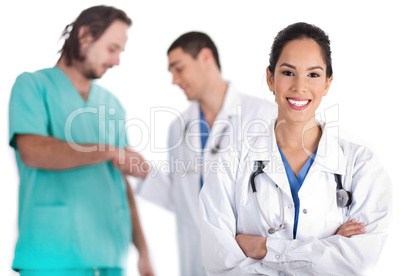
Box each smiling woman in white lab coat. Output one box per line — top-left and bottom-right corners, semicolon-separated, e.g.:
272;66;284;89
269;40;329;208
199;22;392;276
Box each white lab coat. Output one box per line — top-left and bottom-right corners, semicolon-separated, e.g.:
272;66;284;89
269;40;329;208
199;121;392;276
137;83;277;276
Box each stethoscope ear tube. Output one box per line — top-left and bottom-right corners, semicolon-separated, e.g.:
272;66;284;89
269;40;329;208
186;115;232;155
250;161;286;235
250;161;264;193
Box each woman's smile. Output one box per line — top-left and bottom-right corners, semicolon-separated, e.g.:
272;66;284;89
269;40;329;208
287;97;311;110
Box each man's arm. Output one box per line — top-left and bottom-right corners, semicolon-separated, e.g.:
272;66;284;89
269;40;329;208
16;134;115;169
125;178;154;276
16;134;148;178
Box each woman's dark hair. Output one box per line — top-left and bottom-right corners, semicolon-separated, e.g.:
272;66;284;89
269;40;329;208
268;22;333;78
59;5;132;66
167;31;221;71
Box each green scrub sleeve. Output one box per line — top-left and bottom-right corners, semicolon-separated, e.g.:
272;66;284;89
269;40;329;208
9;73;50;149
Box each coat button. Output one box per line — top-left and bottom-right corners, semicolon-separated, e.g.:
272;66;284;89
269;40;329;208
288;204;293;208
302;209;308;214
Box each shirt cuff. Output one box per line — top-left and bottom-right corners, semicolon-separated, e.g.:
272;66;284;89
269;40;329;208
263;237;291;263
135;165;156;194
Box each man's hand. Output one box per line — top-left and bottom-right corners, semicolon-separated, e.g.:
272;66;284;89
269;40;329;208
125;179;154;276
112;147;149;178
235;234;267;259
138;252;154;276
336;219;367;238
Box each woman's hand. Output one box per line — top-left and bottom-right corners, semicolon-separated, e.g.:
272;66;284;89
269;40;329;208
235;234;267;259
336;219;367;238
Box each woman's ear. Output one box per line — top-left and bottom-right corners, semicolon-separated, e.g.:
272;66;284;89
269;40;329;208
323;74;333;96
266;67;275;92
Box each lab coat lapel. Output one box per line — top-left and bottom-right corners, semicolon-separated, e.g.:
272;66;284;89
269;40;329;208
310;122;347;176
247;126;293;200
218;82;242;117
181;101;203;223
205;83;241;155
246;121;347;206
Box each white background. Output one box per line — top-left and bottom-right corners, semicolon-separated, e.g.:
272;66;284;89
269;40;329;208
1;0;400;275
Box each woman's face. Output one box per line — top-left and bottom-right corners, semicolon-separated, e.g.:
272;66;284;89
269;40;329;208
267;38;332;124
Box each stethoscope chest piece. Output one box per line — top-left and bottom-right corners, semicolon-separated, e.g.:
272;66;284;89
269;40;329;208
210;145;219;154
334;174;353;208
337;189;353;208
268;223;287;235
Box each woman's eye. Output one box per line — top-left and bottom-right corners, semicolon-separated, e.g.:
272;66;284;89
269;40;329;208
309;72;320;78
282;71;294;76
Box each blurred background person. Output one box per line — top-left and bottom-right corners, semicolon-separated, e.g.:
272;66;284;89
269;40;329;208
8;5;153;276
136;31;276;275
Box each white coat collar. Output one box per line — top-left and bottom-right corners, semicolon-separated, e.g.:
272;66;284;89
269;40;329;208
246;119;347;175
217;82;242;118
180;82;240;155
244;119;347;198
313;122;347;175
182;82;240;123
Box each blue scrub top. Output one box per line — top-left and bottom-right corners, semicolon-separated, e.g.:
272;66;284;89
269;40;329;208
199;109;210;188
278;146;317;239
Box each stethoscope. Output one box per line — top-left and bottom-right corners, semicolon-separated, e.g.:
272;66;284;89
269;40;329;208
250;160;353;235
184;115;232;155
180;116;232;175
210;122;229;154
250;161;286;234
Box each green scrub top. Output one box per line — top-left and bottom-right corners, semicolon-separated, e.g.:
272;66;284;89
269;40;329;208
9;68;131;270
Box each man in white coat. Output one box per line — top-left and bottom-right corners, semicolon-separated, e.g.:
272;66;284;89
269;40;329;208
137;32;276;275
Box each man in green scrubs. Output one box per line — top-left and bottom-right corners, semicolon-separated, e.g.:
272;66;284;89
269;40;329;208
8;6;153;276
